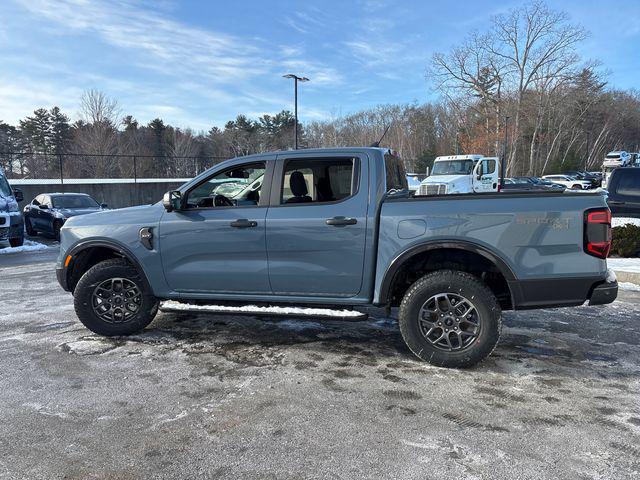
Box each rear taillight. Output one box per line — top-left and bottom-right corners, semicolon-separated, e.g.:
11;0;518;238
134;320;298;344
584;208;612;259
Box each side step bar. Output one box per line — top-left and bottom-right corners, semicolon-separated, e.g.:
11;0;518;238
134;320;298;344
160;300;369;321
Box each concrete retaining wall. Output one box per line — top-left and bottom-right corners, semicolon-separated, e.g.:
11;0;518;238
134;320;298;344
9;179;189;209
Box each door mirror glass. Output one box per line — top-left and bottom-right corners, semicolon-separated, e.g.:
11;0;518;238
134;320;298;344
40;204;49;209
163;191;182;212
100;203;108;209
13;188;23;202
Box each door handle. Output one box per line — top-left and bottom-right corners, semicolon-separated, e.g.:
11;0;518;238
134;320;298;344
609;201;625;205
326;216;357;226
230;219;257;228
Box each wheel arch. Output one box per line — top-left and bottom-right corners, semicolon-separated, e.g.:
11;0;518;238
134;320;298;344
64;239;153;294
378;240;516;309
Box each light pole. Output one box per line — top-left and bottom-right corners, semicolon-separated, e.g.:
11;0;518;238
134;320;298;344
501;115;510;189
283;74;309;149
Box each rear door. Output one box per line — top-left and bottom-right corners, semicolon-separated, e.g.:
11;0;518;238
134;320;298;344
265;153;369;297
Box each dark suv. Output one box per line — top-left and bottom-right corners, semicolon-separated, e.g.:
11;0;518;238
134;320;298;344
606;168;640;217
0;170;24;247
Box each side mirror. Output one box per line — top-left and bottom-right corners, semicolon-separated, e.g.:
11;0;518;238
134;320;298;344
13;188;23;202
100;203;108;209
163;190;182;212
40;204;49;210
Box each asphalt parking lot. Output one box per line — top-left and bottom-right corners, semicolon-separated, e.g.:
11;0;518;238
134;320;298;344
1;246;639;479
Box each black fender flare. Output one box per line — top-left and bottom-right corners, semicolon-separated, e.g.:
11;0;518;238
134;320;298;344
64;239;153;293
378;240;517;304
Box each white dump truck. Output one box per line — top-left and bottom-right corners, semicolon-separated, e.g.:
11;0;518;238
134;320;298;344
417;154;500;195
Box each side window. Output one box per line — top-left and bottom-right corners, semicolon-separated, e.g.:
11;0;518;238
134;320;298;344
482;159;496;175
384;152;408;192
616;171;640;196
185;162;266;208
42;196;52;208
280;158;356;205
33;195;42;206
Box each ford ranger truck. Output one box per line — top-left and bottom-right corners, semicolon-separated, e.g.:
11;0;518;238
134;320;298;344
56;148;617;368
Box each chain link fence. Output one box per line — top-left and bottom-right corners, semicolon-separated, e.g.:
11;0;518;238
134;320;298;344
0;152;229;183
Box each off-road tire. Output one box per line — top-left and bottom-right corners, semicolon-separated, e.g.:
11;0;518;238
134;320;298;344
398;270;501;368
74;258;159;336
25;218;36;236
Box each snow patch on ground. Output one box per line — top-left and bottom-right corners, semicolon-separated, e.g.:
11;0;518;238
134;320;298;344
160;300;364;318
0;240;52;255
608;258;640;273
619;282;640;292
612;217;640;227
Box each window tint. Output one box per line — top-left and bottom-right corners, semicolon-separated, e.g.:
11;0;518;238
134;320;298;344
615;171;640;196
384;152;408;191
280;158;355;205
186;162;265;208
0;175;11;197
482;159;496;174
52;195;99;209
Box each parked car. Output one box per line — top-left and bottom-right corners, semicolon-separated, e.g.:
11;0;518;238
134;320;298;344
564;170;601;188
524;176;566;191
501;178;543;191
56;147;617;368
23;193;107;240
606;168;640;218
0;169;24;247
503;177;563;192
542;174;592;190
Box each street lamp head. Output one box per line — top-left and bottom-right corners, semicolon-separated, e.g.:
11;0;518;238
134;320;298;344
283;74;310;82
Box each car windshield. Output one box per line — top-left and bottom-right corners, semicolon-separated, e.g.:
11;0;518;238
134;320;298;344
431;160;475;176
52;195;99;209
0;175;11;197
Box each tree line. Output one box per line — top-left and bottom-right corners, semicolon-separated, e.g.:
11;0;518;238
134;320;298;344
2;1;639;179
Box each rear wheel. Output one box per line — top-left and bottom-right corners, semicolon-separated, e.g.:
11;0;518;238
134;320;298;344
398;270;501;368
74;258;159;336
571;184;582;190
25;217;36;236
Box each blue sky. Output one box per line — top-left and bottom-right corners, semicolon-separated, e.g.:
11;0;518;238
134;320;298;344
1;0;639;130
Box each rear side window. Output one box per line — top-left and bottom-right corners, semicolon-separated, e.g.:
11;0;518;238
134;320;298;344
280;158;356;205
615;170;640;196
384;152;408;192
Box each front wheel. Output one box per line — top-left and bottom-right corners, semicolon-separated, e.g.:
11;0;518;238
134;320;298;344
73;258;159;336
9;235;24;248
398;270;501;368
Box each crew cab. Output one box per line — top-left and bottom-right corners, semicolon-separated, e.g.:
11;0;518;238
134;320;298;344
56;148;617;368
606;167;640;218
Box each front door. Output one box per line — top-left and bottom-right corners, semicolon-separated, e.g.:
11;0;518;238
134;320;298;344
159;160;272;294
265;154;369;297
473;158;499;193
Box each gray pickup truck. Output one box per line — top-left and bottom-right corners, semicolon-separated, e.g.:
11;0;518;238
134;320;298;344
56;148;617;367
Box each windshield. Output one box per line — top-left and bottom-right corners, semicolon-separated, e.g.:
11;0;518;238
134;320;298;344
52;195;99;209
0;175;11;197
431;160;475;176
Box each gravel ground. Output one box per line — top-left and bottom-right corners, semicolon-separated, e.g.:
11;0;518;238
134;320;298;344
0;247;639;479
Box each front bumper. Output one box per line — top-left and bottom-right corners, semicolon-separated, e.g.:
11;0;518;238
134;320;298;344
56;266;70;292
0;213;23;240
